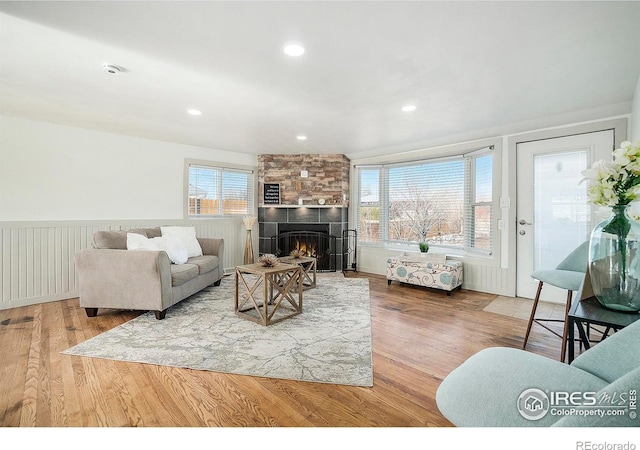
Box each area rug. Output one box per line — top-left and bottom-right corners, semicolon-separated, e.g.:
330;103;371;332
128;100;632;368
63;275;373;387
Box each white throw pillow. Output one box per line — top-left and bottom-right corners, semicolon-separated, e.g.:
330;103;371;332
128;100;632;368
160;236;189;265
127;233;160;251
161;226;203;258
126;233;188;265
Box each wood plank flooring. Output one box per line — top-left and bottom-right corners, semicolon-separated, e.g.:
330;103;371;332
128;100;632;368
0;273;566;427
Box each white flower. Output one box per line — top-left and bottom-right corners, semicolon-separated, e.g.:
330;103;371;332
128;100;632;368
582;141;640;207
630;184;640;199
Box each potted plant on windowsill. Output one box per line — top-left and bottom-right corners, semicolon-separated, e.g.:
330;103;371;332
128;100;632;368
419;241;429;253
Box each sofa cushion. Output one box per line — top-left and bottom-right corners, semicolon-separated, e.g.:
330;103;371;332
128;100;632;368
93;229;147;249
170;263;199;286
187;255;219;275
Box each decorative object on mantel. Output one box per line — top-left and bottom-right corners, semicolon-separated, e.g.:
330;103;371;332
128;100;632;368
258;253;279;268
581;139;640;312
290;249;306;259
263;183;280;205
243;215;257;264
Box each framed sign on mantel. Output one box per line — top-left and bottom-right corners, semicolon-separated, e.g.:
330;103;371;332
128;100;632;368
263;183;280;205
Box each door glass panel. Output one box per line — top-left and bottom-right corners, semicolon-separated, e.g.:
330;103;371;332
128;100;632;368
533;150;589;271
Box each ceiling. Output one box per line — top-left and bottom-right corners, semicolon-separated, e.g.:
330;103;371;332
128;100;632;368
1;1;639;159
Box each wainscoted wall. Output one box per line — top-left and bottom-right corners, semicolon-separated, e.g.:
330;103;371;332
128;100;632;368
0;219;248;310
356;246;511;296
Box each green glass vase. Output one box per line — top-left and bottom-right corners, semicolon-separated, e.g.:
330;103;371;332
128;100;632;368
588;204;640;312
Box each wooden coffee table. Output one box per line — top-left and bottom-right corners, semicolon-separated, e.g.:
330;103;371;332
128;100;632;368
234;263;303;326
278;256;317;290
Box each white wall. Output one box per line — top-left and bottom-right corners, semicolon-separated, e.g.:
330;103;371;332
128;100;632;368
632;74;640;141
0;115;256;221
351;116;631;297
0;116;257;309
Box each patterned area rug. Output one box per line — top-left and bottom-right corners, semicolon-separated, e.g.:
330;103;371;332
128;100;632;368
63;275;373;387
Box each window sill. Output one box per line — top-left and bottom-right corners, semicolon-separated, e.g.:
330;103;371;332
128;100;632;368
358;241;500;267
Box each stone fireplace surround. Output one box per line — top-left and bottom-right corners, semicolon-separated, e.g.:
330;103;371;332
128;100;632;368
258;206;348;272
257;153;351;271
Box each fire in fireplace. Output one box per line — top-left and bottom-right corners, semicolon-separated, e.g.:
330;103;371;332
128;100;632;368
271;223;336;271
292;238;317;258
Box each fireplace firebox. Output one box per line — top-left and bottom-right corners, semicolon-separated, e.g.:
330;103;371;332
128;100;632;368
271;223;336;272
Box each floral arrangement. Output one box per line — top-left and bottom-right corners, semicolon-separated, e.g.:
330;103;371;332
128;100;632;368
289;249;306;259
258;253;279;268
581;140;640;208
243;215;257;230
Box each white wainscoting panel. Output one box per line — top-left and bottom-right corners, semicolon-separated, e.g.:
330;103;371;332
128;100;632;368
0;219;245;310
356;246;511;296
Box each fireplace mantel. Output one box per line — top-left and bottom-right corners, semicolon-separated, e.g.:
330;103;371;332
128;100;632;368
261;205;346;209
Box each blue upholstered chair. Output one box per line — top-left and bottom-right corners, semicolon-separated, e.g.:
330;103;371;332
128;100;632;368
522;241;589;362
436;318;640;427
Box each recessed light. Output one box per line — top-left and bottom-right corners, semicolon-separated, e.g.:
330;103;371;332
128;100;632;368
296;135;307;141
402;105;417;112
187;109;202;116
283;42;305;57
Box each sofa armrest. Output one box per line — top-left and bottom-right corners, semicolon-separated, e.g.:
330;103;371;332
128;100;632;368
197;238;224;279
197;238;224;257
75;248;173;311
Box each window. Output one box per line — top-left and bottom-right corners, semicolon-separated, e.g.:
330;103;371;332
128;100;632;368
355;146;494;255
188;164;254;216
466;152;493;252
358;168;381;242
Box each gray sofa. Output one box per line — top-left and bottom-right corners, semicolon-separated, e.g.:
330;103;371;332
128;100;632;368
75;227;224;320
436;317;640;427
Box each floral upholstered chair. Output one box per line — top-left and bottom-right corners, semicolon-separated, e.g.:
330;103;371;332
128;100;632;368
386;252;463;295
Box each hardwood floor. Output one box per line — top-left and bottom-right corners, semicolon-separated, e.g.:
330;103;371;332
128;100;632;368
0;272;565;427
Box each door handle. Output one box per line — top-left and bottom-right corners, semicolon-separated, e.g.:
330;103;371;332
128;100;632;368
519;219;532;226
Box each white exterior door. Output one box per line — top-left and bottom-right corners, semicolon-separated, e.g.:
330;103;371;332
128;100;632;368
516;130;614;301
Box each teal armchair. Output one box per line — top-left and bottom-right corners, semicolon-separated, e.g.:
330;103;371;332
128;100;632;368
436;315;640;427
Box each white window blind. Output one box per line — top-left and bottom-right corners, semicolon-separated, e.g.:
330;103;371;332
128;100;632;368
464;150;493;254
357;167;382;243
188;164;253;216
355;146;494;254
387;157;465;247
